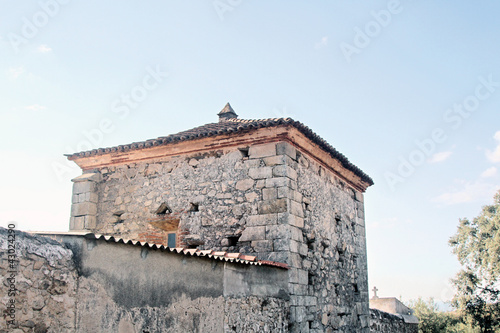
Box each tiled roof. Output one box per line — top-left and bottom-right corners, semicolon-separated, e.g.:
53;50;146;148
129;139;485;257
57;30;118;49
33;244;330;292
67;116;373;185
31;231;289;269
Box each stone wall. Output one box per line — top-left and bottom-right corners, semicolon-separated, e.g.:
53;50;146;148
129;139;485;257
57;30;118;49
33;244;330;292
288;147;369;332
0;228;289;332
75;143;298;265
68;140;370;332
0;227;77;332
369;309;418;333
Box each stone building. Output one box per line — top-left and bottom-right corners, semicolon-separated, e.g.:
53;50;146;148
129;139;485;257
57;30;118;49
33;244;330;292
4;104;426;332
66;103;373;331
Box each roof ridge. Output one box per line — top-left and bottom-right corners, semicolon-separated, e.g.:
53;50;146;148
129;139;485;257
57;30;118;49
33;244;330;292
66;115;373;186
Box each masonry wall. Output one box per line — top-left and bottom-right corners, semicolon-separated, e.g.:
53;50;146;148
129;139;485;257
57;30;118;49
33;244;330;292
72;143;301;265
275;145;369;333
0;227;77;332
69;140;371;332
369;309;418;333
0;228;289;332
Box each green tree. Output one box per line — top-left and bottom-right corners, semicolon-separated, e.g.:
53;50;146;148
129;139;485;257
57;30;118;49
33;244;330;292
407;297;478;333
449;190;500;332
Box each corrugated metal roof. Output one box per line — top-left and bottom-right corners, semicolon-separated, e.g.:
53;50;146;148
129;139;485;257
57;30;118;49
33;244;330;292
32;231;289;269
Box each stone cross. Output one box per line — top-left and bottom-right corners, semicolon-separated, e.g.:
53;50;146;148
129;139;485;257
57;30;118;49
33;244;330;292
372;286;379;299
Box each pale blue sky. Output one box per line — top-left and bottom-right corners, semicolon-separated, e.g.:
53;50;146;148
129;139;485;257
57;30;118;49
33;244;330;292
1;1;500;305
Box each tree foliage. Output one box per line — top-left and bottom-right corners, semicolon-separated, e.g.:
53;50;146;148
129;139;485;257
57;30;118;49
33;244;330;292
449;190;500;332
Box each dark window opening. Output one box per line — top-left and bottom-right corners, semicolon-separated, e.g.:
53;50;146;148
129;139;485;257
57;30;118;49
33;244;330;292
113;211;125;223
353;283;359;293
308;271;315;285
167;233;176;248
227;236;240;247
238;147;249;158
155;203;172;215
189;203;199;212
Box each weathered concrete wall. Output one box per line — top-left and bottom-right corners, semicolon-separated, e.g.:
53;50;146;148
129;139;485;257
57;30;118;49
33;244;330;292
71;235;290;332
369;309;418;333
1;228;289;332
0;227;77;332
291;147;370;332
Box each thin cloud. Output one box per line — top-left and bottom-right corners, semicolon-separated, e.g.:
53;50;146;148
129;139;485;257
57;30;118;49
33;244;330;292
8;66;25;79
37;44;52;53
433;180;499;205
481;166;497;178
25;104;47;111
315;36;328;49
428;151;452;164
486;131;500;163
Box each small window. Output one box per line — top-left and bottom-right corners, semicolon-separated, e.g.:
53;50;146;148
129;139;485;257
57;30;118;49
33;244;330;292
167;233;176;248
227;236;240;247
238;147;249;158
155;203;172;215
189;203;199;212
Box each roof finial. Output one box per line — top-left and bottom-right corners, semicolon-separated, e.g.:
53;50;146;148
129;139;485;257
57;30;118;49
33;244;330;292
218;102;238;122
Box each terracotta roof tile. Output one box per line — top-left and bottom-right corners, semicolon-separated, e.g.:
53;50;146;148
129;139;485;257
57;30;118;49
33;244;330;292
66;117;373;185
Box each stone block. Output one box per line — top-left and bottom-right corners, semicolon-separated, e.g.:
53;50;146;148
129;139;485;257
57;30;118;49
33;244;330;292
354;191;364;202
72;216;85;230
251;240;273;252
248;167;273;179
262;188;278;200
72;195;79;204
273;238;289;251
273;165;298;181
73;181;96;194
290;239;300;253
276;142;297;160
245;192;259;202
84;215;97;229
258;199;287;214
239;226;266;242
235;178;255;191
263;155;286;166
289;253;302;268
289;268;308;285
248;142;277;159
290;283;308;295
247;214;277;226
277;186;289;199
72;172;101;183
290;226;303;242
266;177;290;188
292;190;303;202
290;200;304;217
71;202;97;217
266;224;289;239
